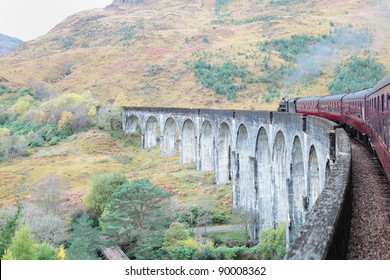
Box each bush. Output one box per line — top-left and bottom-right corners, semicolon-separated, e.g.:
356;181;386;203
168;245;196;260
259;34;319;62
163;222;191;248
58;111;75;136
211;214;230;225
84;172;128;217
96;105;122;131
0;135;28;159
193;59;249;100
33;243;57;260
257;223;286;260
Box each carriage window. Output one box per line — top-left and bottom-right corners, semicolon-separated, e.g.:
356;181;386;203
382;94;385;112
388;94;390;111
378;96;380;111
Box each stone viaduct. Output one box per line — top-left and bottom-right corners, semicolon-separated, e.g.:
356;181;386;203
122;107;349;251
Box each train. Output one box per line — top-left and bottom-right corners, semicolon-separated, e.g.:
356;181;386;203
278;73;390;181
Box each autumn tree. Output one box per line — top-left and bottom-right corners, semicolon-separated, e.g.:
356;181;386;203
84;172;128;217
23;174;70;245
100;178;171;259
30;174;69;215
22;202;70;245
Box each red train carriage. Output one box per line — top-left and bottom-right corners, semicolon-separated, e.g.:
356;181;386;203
277;73;390;180
318;94;345;123
366;74;390;180
342;89;371;137
295;97;321;116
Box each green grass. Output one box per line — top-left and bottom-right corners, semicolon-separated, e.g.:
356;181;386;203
204;230;248;246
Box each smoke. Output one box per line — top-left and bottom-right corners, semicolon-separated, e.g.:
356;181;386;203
283;26;372;88
284;41;335;86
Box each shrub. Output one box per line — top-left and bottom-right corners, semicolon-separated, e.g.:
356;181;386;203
193;59;249;100
257;223;286;260
212;246;244;260
259;34;318;62
33;243;57;260
168;245;196;260
163;222;191;248
62;36;75;49
0;128;10;136
211;214;230;225
58;111;74;136
84;172;128;217
96;105;122;131
0;135;28;159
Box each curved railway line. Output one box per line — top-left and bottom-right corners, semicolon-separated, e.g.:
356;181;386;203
347;138;390;259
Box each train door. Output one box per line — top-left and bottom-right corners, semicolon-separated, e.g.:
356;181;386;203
387;94;390;151
380;94;387;143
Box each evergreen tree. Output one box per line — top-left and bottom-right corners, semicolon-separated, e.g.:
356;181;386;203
66;213;102;260
6;224;35;260
100;178;171;259
0;201;22;258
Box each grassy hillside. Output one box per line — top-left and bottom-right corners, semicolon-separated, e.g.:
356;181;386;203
0;0;389;111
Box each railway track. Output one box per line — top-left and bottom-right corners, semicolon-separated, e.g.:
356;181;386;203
347;138;390;259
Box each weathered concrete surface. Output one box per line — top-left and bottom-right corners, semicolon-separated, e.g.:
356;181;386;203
285;128;352;259
122;107;351;256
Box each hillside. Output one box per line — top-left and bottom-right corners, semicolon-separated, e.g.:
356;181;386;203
1;0;390;261
0;33;22;55
0;0;389;110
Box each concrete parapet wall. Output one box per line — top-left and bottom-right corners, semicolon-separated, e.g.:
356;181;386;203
122;107;352;255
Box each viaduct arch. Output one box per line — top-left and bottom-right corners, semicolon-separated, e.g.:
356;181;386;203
122;107;341;244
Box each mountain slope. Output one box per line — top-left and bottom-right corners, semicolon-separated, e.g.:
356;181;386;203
0;33;22;55
0;0;389;110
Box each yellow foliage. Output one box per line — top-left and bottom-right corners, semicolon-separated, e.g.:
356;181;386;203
205;240;215;249
58;111;74;132
2;249;14;260
57;244;66;260
114;93;130;106
177;238;200;250
23;109;45;124
11;95;34;116
88;106;97;116
0;128;10;136
54;93;83;107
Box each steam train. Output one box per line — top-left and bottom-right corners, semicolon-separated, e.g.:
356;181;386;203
278;73;390;181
